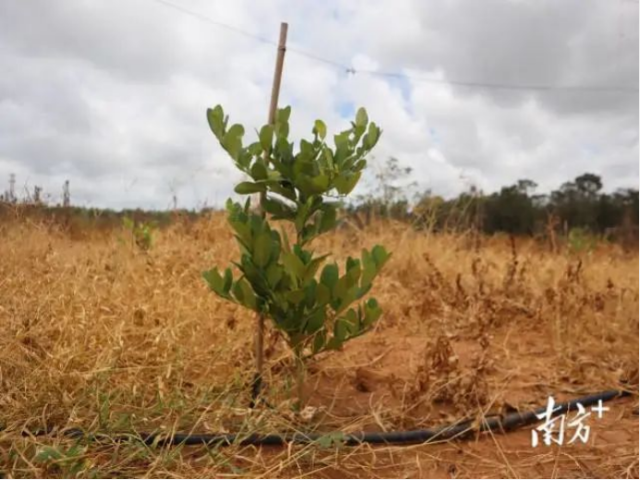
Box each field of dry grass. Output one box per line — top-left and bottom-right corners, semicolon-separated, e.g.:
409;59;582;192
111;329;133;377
0;214;638;478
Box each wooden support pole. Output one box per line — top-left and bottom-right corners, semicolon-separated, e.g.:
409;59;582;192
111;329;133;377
267;23;289;125
252;22;288;407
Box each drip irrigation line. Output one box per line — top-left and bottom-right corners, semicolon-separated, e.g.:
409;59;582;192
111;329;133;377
21;389;631;448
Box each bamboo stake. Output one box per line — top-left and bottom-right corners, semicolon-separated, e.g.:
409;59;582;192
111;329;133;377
251;23;289;408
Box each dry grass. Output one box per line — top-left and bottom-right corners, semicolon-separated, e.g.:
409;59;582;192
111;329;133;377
0;214;637;478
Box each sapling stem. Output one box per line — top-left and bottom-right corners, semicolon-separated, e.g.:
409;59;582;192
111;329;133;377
294;345;305;409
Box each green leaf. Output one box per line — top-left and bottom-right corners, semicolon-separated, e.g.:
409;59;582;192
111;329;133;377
276;121;290;140
346;256;359;271
311;174;330;193
334;284;359;315
34;446;64;463
275;136;292;159
268;181;297;202
316;283;331;305
275;107;291;140
238;151;252;170
285;289;306;304
266;263;283;288
316;432;346;449
259;124;274;150
334;318;349;342
303;254;329;283
364;123;381;149
354;159;367;171
250;161;269;181
239;255;265;292
247;141;263;156
223;268;233;294
355;107;368;127
300;139;314;158
363;298;382;327
344;308;359;334
334;131;350;148
230;222;252;248
320;263;339;291
235;182;265;195
233;278;257;310
358;246;391;290
253;231;272;268
314;119;327;140
360;249;377;288
295;199;312;231
323;148;335;170
318;204;337;233
222;124;245;160
283;251;305;282
277;106;291;123
295;244;312;264
357;283;372;300
352;123;366;143
206;105;225;139
305;309;325;334
345;258;362;287
262;196;296;219
372;244;391;267
299;173;330;196
203;268;226;296
227;124;244;139
305;282;318;308
334;172;361;195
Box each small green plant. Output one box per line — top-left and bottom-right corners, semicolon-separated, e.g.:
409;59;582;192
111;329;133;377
33;444;89;477
567;227;597;255
122;216;155;251
203;104;390;403
316;431;347;449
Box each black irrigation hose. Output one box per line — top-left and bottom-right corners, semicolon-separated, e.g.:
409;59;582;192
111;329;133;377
23;389;631;447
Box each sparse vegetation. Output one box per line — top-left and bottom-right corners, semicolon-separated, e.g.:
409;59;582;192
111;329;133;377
0;211;637;478
2;169;637;251
122;216;157;252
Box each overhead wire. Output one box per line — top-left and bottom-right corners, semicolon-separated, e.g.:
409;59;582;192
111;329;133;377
152;0;640;95
149;0;639;94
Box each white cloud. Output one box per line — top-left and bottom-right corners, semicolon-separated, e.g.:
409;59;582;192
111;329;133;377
0;0;637;209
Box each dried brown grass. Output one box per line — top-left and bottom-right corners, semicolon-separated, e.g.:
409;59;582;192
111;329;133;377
0;214;637;478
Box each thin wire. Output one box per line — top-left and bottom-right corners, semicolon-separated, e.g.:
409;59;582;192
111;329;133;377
149;0;639;94
287;46;349;70
152;0;277;46
356;70;639;93
153;0;349;69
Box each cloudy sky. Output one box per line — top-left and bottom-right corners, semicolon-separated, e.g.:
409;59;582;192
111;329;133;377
0;0;638;209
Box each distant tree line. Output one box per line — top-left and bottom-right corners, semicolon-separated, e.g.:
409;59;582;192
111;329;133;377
348;158;639;243
2;167;638;246
416;174;638;235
